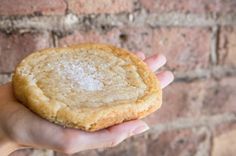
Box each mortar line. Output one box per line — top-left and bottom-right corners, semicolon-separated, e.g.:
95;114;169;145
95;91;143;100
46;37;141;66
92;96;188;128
174;66;236;82
210;25;219;65
51;31;58;47
1;13;236;32
209;129;214;156
0;72;12;75
148;113;236;137
62;0;69;15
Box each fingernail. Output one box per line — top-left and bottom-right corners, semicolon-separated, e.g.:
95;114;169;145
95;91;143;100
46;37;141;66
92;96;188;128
132;125;150;135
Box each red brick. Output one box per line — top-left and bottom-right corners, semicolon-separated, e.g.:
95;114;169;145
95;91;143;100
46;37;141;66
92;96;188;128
152;27;211;72
145;76;236;126
202;77;236;115
140;0;236;14
58;27;152;54
213;122;236;137
145;81;206;126
212;129;236;156
58;31;106;46
59;27;210;71
67;0;133;14
117;28;153;55
0;0;66;16
219;27;236;66
211;125;236;156
211;122;236;156
0;32;52;73
147;128;210;156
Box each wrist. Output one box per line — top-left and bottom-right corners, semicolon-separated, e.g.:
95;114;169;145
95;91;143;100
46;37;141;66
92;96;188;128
0;139;19;156
0;84;19;155
0;114;19;155
0;128;19;155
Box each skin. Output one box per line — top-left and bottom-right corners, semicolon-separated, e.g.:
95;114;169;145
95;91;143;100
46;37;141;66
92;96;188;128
0;53;174;155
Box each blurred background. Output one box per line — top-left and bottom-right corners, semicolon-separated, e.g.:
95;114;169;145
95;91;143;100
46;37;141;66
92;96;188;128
0;0;236;156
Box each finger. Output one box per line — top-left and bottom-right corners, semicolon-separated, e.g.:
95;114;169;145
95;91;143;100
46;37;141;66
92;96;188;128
156;71;174;89
135;52;146;60
84;120;149;149
144;54;166;72
62;120;149;154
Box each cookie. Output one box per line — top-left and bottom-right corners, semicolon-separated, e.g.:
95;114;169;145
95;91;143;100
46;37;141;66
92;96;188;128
12;43;162;131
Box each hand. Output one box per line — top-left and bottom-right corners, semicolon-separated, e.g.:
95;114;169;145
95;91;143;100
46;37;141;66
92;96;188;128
0;53;174;155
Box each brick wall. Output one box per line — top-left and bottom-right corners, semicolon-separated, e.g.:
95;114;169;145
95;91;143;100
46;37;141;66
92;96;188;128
0;0;235;156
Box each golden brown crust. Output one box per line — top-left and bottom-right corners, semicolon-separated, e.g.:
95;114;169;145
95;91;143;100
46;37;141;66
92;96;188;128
12;43;162;131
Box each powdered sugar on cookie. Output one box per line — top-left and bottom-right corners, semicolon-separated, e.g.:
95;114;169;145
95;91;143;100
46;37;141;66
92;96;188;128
51;60;104;91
